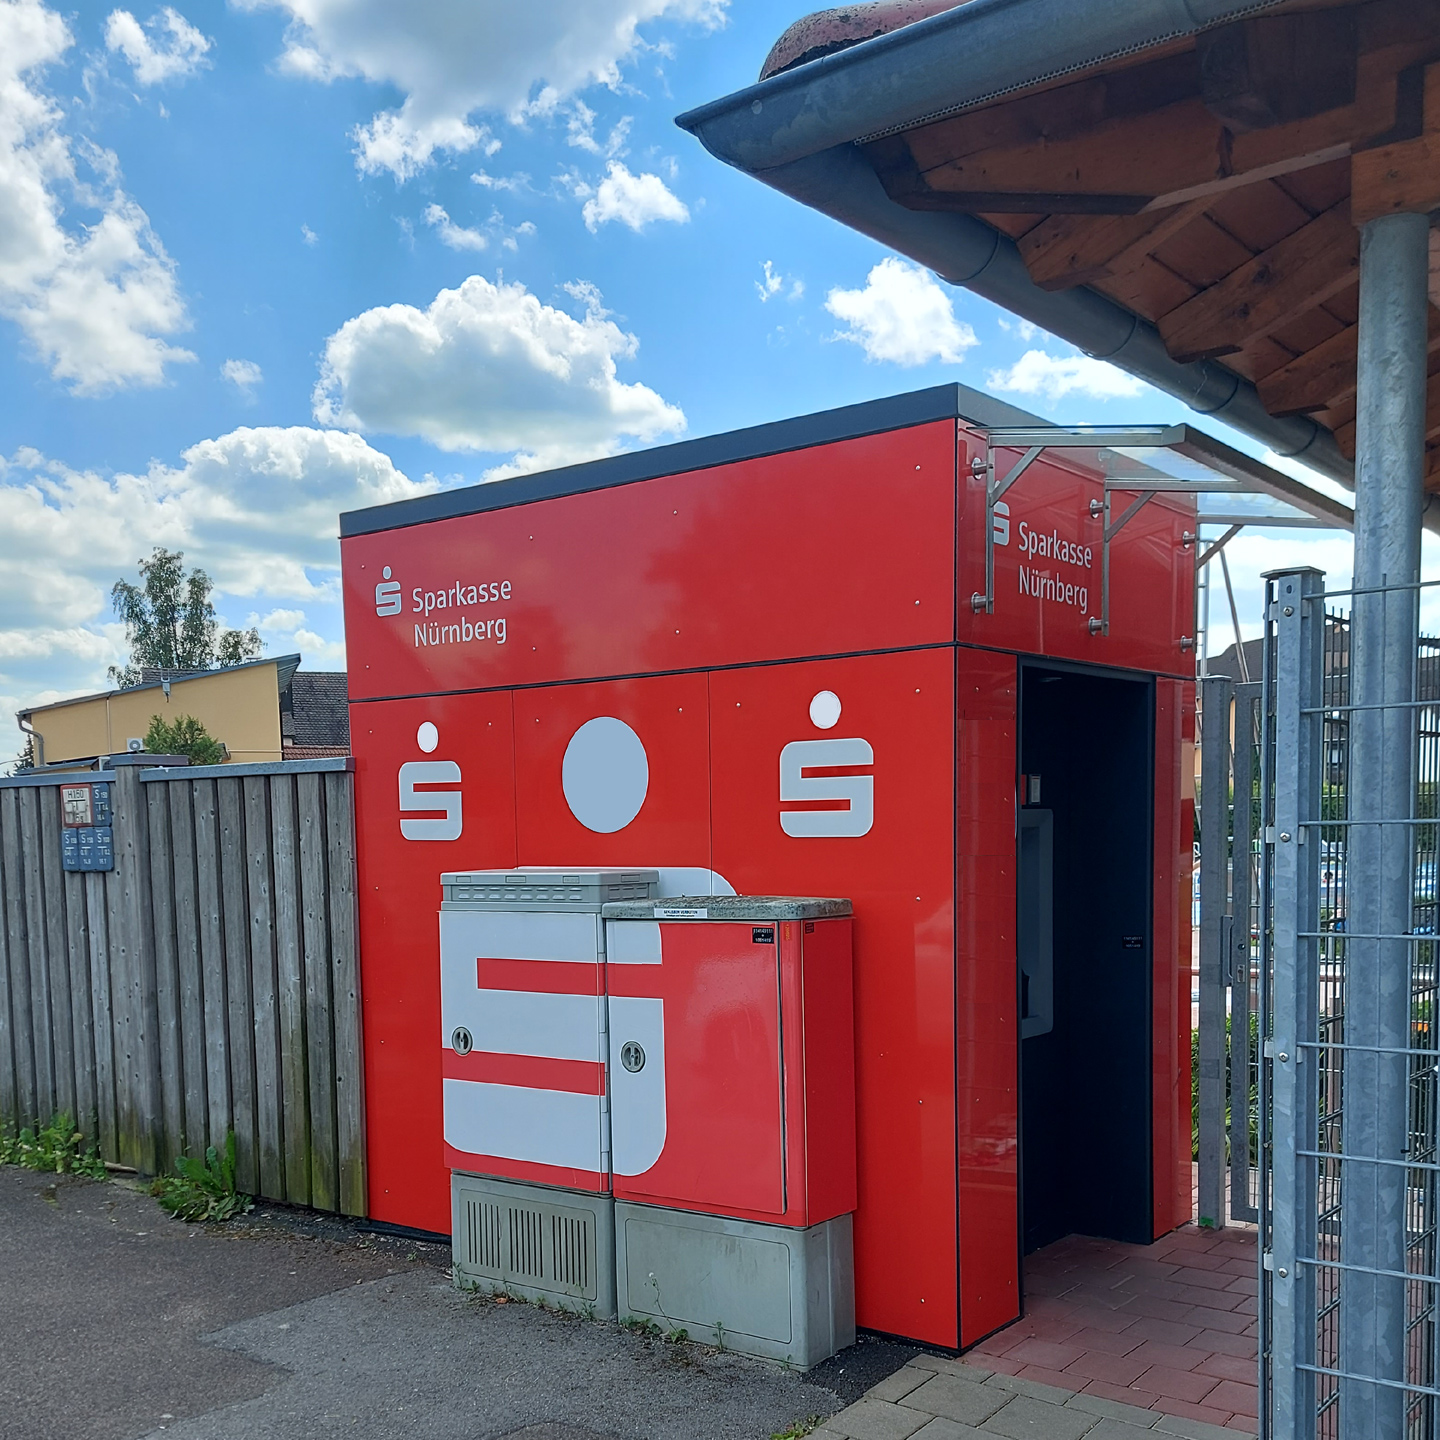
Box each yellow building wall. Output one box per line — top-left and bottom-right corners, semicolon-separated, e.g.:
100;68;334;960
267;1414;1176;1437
27;662;285;765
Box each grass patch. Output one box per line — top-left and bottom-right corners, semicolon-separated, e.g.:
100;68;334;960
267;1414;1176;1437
150;1132;253;1223
772;1419;823;1439
0;1113;107;1178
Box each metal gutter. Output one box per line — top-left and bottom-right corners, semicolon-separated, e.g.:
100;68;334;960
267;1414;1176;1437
676;0;1290;172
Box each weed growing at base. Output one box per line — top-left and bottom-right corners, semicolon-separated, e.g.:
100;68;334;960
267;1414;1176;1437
151;1131;253;1223
0;1113;106;1178
771;1419;823;1439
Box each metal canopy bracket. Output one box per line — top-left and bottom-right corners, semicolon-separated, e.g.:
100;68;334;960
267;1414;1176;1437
965;423;1352;641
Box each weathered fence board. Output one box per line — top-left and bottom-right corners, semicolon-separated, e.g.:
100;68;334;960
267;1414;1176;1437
0;806;17;1126
63;867;96;1139
325;772;366;1217
147;786;186;1171
19;789;57;1124
85;872;117;1157
38;789;75;1124
298;772;337;1213
191;780;230;1153
167;785;207;1155
0;760;364;1218
270;777;310;1207
2;790;39;1130
218;778;258;1193
244;776;284;1201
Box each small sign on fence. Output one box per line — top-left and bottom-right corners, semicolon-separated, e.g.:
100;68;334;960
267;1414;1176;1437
59;781;114;871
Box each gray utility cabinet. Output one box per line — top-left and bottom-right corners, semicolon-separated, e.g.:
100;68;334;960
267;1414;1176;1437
615;1203;855;1367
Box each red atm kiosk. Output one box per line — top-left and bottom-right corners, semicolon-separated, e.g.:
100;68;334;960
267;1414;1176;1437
340;383;1196;1353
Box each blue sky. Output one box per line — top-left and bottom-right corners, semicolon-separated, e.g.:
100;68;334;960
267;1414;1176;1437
0;0;1374;732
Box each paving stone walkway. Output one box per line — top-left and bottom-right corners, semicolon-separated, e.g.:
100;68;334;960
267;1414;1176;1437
816;1356;1248;1440
972;1226;1259;1431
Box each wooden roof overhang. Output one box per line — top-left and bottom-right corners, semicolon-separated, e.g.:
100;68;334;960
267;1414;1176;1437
861;0;1440;486
681;0;1440;495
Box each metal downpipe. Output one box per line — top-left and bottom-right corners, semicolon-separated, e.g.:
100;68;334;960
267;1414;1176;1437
1339;210;1430;1440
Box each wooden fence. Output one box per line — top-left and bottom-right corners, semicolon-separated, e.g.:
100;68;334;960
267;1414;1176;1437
0;757;365;1215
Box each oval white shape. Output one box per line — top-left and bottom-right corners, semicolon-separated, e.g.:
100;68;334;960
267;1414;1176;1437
809;690;842;730
416;721;439;753
562;717;649;833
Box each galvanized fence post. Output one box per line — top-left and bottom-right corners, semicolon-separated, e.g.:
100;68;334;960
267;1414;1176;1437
1199;673;1234;1229
1267;568;1326;1440
1232;682;1261;1224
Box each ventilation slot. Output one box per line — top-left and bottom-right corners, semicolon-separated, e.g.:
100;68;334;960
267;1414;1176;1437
464;1199;503;1273
508;1205;545;1279
551;1212;591;1292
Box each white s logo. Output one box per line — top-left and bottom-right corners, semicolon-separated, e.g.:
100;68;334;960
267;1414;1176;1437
779;738;874;838
375;565;402;617
399;760;462;840
993;500;1011;547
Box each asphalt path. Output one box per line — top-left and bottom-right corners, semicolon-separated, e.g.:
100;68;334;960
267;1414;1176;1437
0;1167;915;1440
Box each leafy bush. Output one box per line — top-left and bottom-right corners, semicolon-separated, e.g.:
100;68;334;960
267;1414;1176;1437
150;1132;253;1223
1192;1012;1260;1163
144;713;226;766
0;1112;107;1178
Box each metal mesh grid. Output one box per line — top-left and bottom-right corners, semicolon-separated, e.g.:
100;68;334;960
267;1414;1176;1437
1261;579;1440;1440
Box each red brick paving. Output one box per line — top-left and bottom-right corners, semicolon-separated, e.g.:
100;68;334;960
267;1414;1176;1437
964;1221;1261;1435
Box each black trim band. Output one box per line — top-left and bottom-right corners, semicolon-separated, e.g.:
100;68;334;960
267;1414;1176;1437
339;383;1042;539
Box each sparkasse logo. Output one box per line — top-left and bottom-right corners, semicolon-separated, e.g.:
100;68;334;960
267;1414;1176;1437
375;566;402;617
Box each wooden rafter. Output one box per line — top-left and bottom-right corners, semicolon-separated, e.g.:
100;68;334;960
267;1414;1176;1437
1016;202;1212;291
1156;205;1359;364
1257;313;1440;417
864;2;1440;217
859;0;1440;472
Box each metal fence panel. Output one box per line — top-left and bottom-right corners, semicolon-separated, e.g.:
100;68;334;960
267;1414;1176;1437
1262;573;1440;1439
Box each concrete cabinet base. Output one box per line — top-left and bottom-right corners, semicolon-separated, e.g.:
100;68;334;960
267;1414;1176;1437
614;1202;855;1369
451;1173;616;1318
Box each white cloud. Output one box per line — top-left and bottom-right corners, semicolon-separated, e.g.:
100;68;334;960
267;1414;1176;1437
105;7;212;85
756;259;802;303
472;169;529;193
998;316;1041;342
254;607;306;630
221;357;262;394
423;202;486;251
826;259;977;367
581;161;688;232
986;349;1147;403
0;0;193;392
301;223;318;245
0;427;428;710
567;103;631;158
291;626;346;665
249;608;348;666
232;0;725;178
312;273;684;469
352;111;494;182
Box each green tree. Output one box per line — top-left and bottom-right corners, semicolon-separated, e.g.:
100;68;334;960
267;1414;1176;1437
143;714;226;766
109;548;261;688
